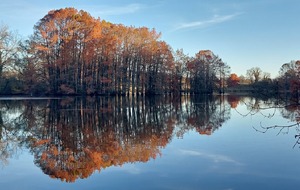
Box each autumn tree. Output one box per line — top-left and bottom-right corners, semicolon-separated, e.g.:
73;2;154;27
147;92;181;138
188;50;213;94
277;60;300;98
13;40;47;95
29;8;176;96
187;50;229;94
145;40;173;95
31;8;102;94
278;61;298;91
227;73;240;87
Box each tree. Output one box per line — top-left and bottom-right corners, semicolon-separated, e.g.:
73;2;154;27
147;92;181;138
188;50;214;94
0;24;20;93
16;40;48;95
0;25;19;76
187;50;229;94
246;67;263;83
31;8;102;94
212;58;230;93
245;67;275;94
276;60;300;97
262;72;271;81
227;73;240;87
172;49;190;94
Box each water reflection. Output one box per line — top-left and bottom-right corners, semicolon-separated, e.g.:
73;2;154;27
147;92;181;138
2;95;300;189
0;100;34;166
234;95;300;148
31;97;176;182
1;95;232;182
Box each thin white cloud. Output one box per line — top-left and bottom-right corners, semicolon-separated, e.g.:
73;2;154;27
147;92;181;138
108;164;142;174
93;4;143;16
179;149;243;165
174;13;241;31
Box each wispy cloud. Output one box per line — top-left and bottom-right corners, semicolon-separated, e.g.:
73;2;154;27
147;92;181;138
93;4;143;16
179;149;243;165
109;164;142;175
174;13;241;31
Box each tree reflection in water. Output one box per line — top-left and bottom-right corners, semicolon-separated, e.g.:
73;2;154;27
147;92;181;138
0;100;39;166
263;99;300;148
0;95;233;182
233;95;300;148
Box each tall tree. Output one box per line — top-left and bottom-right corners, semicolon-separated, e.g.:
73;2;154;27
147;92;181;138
0;25;19;77
31;8;102;94
187;50;228;94
246;67;263;83
278;61;298;92
212;58;230;93
0;24;20;92
172;49;189;94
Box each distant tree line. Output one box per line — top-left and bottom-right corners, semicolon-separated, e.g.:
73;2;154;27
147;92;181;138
0;8;230;96
223;63;300;102
276;60;300;100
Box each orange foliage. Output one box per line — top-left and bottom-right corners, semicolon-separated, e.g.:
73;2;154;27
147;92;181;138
33;139;50;146
31;7;174;95
17;96;232;183
227;95;240;108
29;99;174;182
227;73;240;87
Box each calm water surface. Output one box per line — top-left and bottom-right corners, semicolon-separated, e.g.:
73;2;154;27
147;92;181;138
1;95;300;190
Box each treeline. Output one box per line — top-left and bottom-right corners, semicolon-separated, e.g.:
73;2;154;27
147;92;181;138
277;60;300;98
227;64;300;101
0;7;230;96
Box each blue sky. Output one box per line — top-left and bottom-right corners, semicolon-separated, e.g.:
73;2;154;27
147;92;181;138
0;0;299;77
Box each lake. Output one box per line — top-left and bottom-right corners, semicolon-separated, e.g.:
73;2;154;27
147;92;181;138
1;95;300;190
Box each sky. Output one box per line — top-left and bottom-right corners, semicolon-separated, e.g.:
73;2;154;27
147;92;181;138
0;0;299;78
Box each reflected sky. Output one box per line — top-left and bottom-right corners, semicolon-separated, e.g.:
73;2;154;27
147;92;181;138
1;96;300;190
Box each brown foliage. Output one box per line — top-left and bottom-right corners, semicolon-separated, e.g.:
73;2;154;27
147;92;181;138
28;98;174;182
30;8;175;95
227;95;240;108
227;73;240;87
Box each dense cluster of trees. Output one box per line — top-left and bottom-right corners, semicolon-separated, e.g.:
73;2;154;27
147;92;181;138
277;60;300;97
0;8;231;96
0;7;299;97
240;62;300;101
